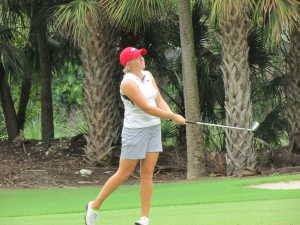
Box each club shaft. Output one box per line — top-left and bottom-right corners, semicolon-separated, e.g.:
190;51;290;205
185;120;252;131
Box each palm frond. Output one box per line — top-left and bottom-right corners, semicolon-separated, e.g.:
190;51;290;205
23;30;81;78
253;0;300;46
55;108;87;138
247;26;287;122
53;0;102;44
23;113;42;140
252;74;284;102
154;53;185;113
210;0;255;27
253;105;288;147
202;125;225;151
143;25;169;68
161;120;178;139
197;58;224;122
210;0;300;46
142;22;184;113
248;27;275;75
192;0;209;57
161;120;179;146
0;0;26;28
0;24;14;42
103;0;175;31
0;41;30;84
32;2;56;30
52;33;82;68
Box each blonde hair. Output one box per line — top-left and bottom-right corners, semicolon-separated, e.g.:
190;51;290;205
123;60;132;73
123;65;131;73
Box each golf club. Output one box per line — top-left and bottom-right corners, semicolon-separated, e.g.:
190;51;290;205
185;120;260;132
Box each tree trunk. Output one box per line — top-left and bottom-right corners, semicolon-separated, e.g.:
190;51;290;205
178;0;205;179
80;16;121;166
17;18;35;132
0;62;19;141
220;8;255;176
287;27;300;153
17;74;31;131
37;30;54;139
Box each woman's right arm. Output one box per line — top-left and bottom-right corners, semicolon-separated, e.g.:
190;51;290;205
121;79;186;125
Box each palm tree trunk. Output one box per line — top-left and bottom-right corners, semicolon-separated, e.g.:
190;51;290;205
287;27;300;152
220;8;255;176
0;62;19;141
37;29;54;139
17;18;35;132
80;16;121;166
17;74;31;131
178;0;205;179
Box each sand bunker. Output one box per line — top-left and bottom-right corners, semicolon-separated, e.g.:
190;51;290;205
249;180;300;190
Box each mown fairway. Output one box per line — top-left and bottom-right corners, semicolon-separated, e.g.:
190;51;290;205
1;175;299;225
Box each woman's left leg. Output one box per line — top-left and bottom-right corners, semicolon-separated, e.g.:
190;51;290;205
140;152;159;218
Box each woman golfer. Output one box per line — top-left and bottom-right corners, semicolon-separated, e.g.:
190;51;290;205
85;47;186;225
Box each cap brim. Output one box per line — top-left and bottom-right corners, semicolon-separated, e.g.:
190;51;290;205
140;48;147;55
131;48;147;59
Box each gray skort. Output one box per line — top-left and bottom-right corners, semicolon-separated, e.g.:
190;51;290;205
120;124;163;159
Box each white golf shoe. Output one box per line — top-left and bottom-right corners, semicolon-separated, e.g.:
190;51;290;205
135;216;149;225
85;201;98;225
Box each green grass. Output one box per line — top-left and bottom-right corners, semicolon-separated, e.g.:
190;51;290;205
0;175;299;225
1;199;299;225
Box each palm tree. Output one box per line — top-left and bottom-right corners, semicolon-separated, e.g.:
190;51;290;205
142;2;223;149
0;3;30;140
177;0;205;178
286;26;300;152
54;1;121;165
142;1;288;152
209;0;300;175
253;2;300;152
0;62;19;141
33;0;54;139
106;0;207;178
0;0;83;141
54;0;175;166
80;15;121;166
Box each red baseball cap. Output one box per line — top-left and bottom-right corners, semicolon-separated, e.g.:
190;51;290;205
120;47;147;67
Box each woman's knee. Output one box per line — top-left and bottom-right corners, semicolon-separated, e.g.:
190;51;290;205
141;167;154;180
116;169;132;181
117;158;138;181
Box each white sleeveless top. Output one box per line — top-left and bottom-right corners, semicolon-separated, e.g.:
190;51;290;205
120;70;161;128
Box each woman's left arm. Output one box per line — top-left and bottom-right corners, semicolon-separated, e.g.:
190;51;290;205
147;71;172;113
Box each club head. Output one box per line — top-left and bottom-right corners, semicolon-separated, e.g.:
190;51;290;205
251;121;259;131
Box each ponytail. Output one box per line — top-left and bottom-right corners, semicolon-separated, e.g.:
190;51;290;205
123;65;131;73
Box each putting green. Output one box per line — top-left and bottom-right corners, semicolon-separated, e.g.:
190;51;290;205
0;198;299;225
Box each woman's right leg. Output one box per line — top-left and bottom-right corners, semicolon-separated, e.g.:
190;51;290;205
92;158;139;210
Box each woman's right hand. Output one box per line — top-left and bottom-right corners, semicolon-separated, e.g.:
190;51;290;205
172;114;186;125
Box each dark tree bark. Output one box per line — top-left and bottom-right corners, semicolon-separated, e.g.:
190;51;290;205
178;0;205;179
0;62;19;141
37;29;54;139
17;74;32;131
17;18;35;132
